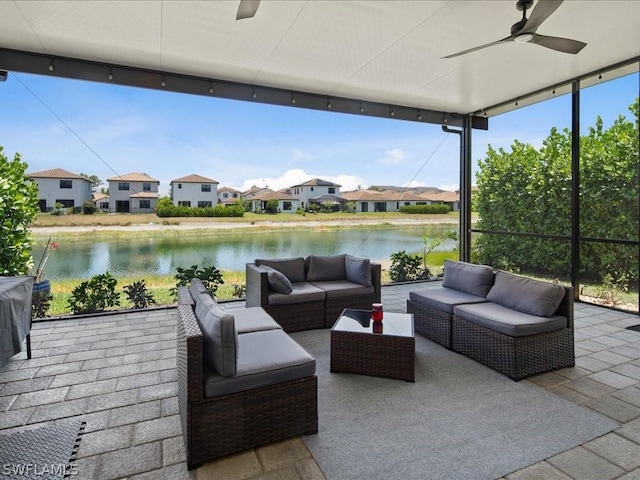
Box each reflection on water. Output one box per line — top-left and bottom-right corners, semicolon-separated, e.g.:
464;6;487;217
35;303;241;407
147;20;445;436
34;225;456;280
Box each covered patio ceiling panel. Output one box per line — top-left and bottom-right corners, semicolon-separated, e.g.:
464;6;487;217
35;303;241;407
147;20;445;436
0;1;638;117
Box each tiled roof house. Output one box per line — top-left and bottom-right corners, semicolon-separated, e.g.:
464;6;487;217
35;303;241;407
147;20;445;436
106;173;159;213
27;168;93;212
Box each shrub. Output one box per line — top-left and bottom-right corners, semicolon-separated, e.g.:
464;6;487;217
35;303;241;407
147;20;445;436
123;279;156;309
156;197;244;218
68;272;121;314
399;204;451;214
0;147;40;275
83;201;97;214
265;199;279;214
389;251;429;282
173;264;225;297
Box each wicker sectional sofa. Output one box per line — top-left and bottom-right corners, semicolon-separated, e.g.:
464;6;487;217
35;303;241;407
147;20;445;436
407;260;574;380
176;280;318;469
246;254;382;332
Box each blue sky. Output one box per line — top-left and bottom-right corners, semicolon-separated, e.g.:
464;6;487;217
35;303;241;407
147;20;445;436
1;71;637;196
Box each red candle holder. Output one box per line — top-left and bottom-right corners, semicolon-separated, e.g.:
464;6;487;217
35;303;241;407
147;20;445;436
371;303;383;322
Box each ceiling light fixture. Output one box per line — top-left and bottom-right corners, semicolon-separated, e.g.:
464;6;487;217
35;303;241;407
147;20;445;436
291;94;296;104
417;110;422;121
252;88;257;99
513;33;534;43
108;68;113;81
161;75;166;87
390;108;395;117
48;60;54;72
598;73;602;80
209;82;214;94
326;99;332;109
359;103;364;113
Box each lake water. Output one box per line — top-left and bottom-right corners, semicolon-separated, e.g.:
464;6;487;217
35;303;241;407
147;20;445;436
34;224;457;280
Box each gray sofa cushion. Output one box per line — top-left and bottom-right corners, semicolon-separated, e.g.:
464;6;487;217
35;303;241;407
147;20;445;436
189;277;209;302
255;257;306;283
441;260;494;298
268;282;325;306
311;280;375;298
233;307;283;333
203;329;316;397
306;254;347;282
454;302;567;337
486;270;566;317
261;265;293;294
345;255;372;287
409;286;488;314
195;293;238;377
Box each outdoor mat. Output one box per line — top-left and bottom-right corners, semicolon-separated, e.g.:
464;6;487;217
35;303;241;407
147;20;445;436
0;419;85;479
293;330;619;480
626;324;640;332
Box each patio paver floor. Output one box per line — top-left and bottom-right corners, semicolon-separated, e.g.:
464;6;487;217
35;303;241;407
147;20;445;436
1;283;639;479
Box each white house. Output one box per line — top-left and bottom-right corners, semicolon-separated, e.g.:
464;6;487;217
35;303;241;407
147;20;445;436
170;174;219;207
246;189;299;213
28;168;93;212
218;186;242;205
106;173;159;213
341;189;455;213
290;178;341;210
93;192;109;211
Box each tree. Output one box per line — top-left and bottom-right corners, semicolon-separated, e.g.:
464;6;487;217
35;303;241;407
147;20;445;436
79;173;102;193
0;147;40;275
474;98;639;286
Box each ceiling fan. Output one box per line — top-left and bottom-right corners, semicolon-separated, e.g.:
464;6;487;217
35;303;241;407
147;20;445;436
442;0;587;59
236;0;261;20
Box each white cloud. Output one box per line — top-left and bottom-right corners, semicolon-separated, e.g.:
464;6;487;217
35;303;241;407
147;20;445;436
289;149;312;163
438;183;459;192
379;148;406;165
241;169;364;192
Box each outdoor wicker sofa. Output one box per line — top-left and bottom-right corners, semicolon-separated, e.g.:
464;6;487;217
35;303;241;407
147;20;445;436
176;280;318;469
407;260;575;380
246;254;382;332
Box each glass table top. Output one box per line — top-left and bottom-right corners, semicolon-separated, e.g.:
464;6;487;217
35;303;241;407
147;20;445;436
332;308;414;338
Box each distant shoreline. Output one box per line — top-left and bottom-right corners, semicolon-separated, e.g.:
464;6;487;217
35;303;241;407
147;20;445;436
30;216;461;235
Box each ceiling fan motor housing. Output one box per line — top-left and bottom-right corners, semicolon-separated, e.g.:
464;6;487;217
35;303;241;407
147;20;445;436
516;0;534;12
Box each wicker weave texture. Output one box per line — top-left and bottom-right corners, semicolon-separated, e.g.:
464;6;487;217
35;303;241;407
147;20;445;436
176;302;318;469
406;299;452;349
330;329;415;382
451;286;575;381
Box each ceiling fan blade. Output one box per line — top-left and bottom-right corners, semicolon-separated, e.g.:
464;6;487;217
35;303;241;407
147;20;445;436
530;33;587;54
442;36;512;59
236;0;260;20
522;0;564;33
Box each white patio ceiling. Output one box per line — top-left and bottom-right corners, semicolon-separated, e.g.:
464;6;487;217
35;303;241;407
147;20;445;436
0;0;638;119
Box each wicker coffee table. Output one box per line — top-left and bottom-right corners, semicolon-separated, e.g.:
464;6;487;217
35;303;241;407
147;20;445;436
330;308;415;382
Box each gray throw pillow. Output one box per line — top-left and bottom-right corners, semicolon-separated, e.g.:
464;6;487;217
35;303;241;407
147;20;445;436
486;270;566;317
255;257;306;283
261;265;293;294
442;260;494;298
306;254;347;282
345;255;372;287
195;293;238;377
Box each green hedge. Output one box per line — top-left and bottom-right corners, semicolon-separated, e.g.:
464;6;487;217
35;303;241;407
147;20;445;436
156;198;244;218
399;204;451;214
475;98;639;285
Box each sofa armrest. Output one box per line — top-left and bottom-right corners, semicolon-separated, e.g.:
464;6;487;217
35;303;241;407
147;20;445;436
246;263;270;308
177;304;204;401
555;286;574;330
371;263;382;303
